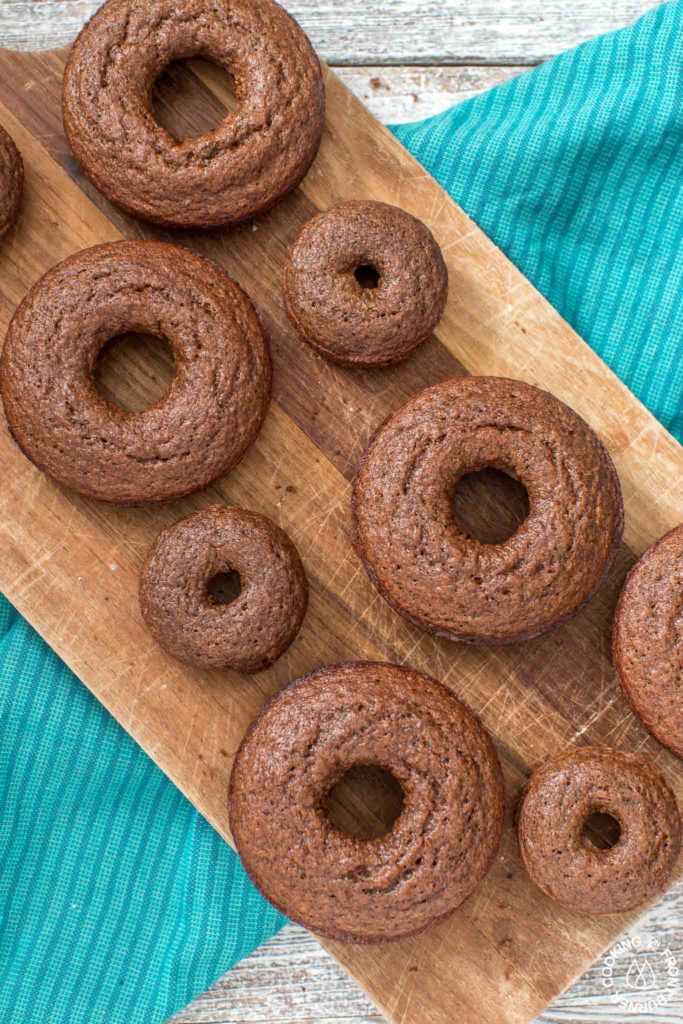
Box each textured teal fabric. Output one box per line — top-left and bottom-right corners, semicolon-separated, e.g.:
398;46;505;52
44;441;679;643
0;600;285;1024
1;3;682;1022
391;0;683;442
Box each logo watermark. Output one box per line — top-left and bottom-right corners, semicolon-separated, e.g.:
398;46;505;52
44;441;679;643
600;934;680;1015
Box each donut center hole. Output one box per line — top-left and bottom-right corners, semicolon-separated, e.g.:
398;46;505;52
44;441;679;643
354;264;380;290
94;332;176;413
325;765;404;841
206;570;242;606
451;468;530;545
583;811;622;851
152;58;237;139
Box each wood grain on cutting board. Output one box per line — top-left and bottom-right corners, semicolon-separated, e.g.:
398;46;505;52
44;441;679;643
0;47;680;1024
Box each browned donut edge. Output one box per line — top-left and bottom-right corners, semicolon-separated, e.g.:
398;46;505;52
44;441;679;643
281;204;448;369
4;415;274;510
0;242;273;506
62;120;324;234
612;525;683;760
0;127;24;240
61;3;325;230
282;253;440;370
351;378;625;645
282;293;435;369
138;505;309;673
228;660;505;944
516;746;682;917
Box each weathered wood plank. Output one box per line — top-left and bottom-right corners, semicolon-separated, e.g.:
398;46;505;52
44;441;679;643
340;67;523;123
0;0;656;64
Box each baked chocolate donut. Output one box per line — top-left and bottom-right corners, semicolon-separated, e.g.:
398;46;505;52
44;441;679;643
613;524;683;759
283;201;448;366
1;241;271;505
517;746;681;915
0;125;23;239
62;0;325;228
352;376;623;643
229;661;505;942
140;505;308;672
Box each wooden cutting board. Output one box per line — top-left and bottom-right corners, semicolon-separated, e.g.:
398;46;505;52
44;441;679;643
0;43;681;1024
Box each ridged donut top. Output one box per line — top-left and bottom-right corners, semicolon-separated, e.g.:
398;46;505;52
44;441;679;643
352;376;623;642
140;505;308;673
613;524;683;759
62;0;325;227
518;746;681;915
0;124;23;239
283;200;448;366
0;241;271;504
229;661;504;942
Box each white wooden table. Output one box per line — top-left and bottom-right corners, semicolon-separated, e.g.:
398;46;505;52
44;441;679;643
2;3;681;1023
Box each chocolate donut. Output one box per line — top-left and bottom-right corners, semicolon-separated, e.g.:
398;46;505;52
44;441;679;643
229;661;505;942
62;0;325;228
0;124;23;239
140;505;307;672
1;241;271;505
352;376;623;643
517;746;681;915
283;201;448;366
613;524;683;759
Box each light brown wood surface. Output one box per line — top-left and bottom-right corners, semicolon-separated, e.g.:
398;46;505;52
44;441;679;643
0;43;681;1024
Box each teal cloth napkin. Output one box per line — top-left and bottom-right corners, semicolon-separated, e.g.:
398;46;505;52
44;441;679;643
1;2;681;1022
0;600;286;1024
392;0;682;443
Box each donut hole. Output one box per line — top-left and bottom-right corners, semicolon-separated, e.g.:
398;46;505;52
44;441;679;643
583;811;622;851
354;264;380;290
152;58;237;140
451;468;530;545
325;765;404;840
94;331;176;413
206;570;242;606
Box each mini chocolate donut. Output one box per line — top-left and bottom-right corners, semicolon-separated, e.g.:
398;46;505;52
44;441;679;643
613;524;683;759
140;505;307;672
229;661;505;942
283;201;448;366
517;746;681;915
352;376;623;643
1;241;271;505
62;0;325;229
0;125;23;239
